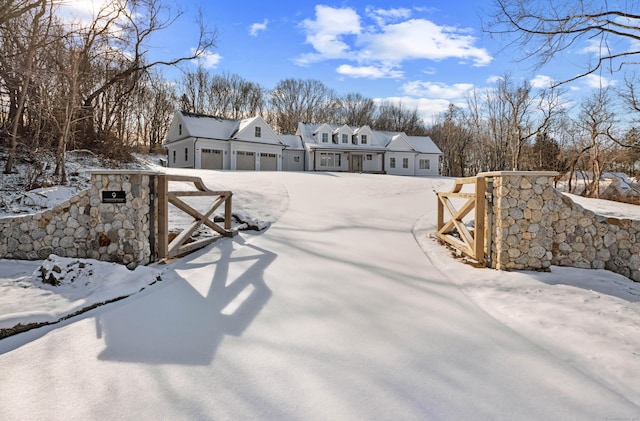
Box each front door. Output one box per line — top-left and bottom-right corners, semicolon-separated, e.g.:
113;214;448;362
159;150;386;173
351;154;363;172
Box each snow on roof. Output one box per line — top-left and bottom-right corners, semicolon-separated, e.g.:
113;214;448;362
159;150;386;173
406;136;442;154
280;134;304;150
180;111;239;140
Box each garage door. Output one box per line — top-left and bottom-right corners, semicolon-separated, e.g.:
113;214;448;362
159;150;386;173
201;148;222;169
260;153;277;171
236;151;255;170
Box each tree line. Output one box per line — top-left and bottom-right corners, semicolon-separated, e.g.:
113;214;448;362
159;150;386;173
1;0;639;200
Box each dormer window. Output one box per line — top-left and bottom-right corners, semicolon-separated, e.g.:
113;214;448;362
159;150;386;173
255;126;261;138
361;134;367;145
341;134;348;144
322;133;329;143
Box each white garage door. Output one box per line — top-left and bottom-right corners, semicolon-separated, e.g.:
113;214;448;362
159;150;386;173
260;153;277;171
201;149;222;169
236;151;255;170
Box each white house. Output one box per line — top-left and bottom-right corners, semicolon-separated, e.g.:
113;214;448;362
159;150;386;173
163;112;442;176
163;111;285;171
280;134;306;171
296;122;441;176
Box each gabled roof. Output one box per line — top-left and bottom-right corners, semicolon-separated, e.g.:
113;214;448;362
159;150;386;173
178;111;239;140
164;111;283;146
298;122;389;149
233;115;283;145
406;136;442;154
280;134;304;150
386;133;415;151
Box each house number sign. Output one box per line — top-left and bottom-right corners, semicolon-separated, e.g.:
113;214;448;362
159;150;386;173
102;191;126;203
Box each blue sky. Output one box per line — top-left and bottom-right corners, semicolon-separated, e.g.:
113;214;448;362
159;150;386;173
64;0;625;120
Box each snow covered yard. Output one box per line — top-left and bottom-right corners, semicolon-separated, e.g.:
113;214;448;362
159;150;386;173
0;170;639;420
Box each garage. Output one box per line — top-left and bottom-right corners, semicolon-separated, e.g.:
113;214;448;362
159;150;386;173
260;153;278;171
236;151;255;170
201;148;222;169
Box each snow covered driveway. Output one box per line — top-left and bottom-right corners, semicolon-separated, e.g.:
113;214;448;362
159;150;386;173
1;171;638;420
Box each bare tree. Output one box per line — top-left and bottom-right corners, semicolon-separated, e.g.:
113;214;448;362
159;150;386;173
336;93;376;127
428;104;473;177
0;0;45;25
0;0;49;174
374;101;426;135
497;74;563;170
208;73;265;120
268;78;339;134
466;85;511;171
576;88;617;197
73;0;217;145
132;72;177;151
178;65;210;114
487;0;640;85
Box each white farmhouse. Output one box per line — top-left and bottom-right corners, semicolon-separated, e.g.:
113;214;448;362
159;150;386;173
163;111;442;176
296;122;441;176
163;111;285;171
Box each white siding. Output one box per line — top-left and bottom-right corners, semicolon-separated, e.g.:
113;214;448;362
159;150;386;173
283;150;305;171
415;154;439;176
386;152;415;176
166;138;195;168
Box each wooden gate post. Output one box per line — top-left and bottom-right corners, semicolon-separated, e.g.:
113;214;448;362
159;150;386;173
157;174;169;259
474;176;486;264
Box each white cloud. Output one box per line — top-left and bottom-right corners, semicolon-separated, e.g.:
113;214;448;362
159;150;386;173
582;74;617;89
365;7;412;26
360;19;492;66
530;74;555;89
193;49;222;69
337;64;404;79
580;39;606;55
296;6;492;76
249;19;268;36
373;96;460;120
297;5;361;64
402;81;474;98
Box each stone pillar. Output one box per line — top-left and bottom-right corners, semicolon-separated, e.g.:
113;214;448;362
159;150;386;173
482;171;559;271
87;171;159;268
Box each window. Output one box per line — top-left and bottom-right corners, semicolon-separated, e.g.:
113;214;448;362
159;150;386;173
390;157;396;168
185;148;189;161
293;156;300;163
342;134;348;143
402;158;409;168
172;150;176;164
322;133;329;143
179;124;182;136
361;135;367;145
419;159;430;170
255;126;261;138
366;154;373;161
320;152;341;167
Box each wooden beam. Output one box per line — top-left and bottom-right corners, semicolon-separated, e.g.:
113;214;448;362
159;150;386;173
157;175;169;259
474;177;486;263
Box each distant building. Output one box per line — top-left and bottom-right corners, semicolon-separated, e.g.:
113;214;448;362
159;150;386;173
295;122;442;176
163;111;442;176
163;111;285;171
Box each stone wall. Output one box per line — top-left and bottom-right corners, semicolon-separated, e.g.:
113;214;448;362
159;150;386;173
0;171;157;268
484;171;640;282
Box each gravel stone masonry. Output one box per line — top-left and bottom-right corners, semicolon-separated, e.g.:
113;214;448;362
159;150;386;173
0;171;157;269
485;171;640;282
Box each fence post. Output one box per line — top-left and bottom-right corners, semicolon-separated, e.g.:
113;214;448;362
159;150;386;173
225;194;233;231
474;176;486;264
436;192;443;232
157;174;169;259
